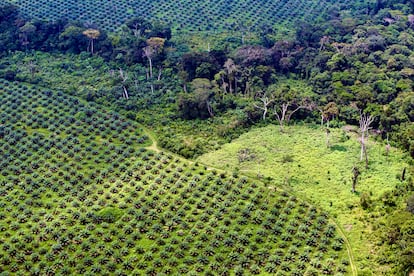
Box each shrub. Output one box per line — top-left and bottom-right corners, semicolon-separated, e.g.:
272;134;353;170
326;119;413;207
360;192;372;210
96;207;123;223
406;194;414;214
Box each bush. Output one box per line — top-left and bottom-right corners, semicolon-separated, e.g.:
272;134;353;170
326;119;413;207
96;207;123;223
281;154;294;163
360;192;372;210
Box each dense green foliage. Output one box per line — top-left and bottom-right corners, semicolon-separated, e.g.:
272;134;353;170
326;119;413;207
2;0;412;158
0;0;413;274
199;124;414;274
5;0;371;34
0;80;348;274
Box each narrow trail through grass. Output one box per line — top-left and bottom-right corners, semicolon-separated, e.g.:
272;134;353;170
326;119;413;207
142;126;161;153
142;124;356;274
333;221;358;276
197;124;411;274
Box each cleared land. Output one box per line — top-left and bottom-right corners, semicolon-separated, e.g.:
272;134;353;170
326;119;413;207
198;124;411;273
0;80;349;274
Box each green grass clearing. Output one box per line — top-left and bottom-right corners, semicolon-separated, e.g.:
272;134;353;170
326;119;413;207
198;124;411;273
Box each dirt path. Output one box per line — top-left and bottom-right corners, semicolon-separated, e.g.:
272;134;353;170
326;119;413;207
141;125;357;275
142;126;160;153
332;220;358;276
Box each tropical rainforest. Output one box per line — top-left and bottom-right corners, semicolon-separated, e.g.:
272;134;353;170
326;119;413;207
0;0;413;275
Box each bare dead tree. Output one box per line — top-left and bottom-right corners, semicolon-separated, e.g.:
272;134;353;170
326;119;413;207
143;46;155;79
118;68;129;99
320;102;339;148
253;92;274;121
273;99;313;132
359;111;375;168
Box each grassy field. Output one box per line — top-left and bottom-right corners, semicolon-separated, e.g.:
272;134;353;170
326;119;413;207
198;124;411;274
0;79;350;274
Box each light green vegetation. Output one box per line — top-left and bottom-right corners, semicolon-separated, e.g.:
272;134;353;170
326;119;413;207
2;52;113;97
0;79;349;274
198;124;411;273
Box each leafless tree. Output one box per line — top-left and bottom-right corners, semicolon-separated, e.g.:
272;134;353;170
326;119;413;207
143;46;155;79
320;102;339;147
118;68;129;99
253;92;274;121
359;111;375;168
273;99;313;132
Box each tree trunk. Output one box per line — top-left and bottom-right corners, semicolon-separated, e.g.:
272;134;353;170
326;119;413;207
321;114;324;127
363;144;368;169
157;67;162;81
148;57;153;79
360;132;365;161
206;101;214;117
122;85;129;99
234;77;237;94
352;166;360;193
326;128;330;148
263;107;267;121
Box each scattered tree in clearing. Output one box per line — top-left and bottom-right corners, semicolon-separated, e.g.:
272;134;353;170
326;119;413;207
253;91;274;121
321;102;339;148
359;111;375;169
118;68;129;99
82;29;100;54
271;85;314;132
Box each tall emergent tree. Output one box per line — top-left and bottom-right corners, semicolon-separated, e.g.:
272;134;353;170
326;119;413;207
143;37;165;80
118;68;129;99
82;29;100;54
359;111;375;169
